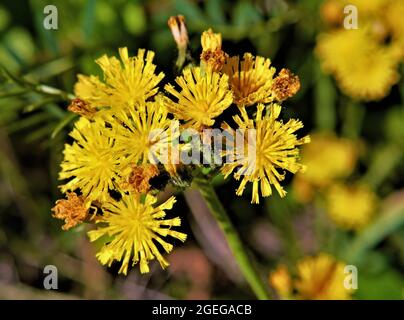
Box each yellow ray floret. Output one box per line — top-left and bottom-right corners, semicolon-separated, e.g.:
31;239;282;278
164;66;233;130
221;104;310;204
74;47;164;113
222;53;276;107
88;194;187;274
59;117;121;203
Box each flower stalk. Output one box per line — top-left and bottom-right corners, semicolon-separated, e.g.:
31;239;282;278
193;176;271;300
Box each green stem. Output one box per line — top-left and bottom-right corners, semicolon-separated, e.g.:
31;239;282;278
342;100;365;139
360;144;403;190
1;64;74;101
193;176;270;300
345;202;404;265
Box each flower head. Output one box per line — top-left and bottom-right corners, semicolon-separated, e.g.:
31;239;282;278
222;53;276;107
221;104;310;204
59;117;121;203
326;183;377;230
111;99;180;168
51;192;89;230
294;133;357;188
295;253;352;300
165;67;233;130
269;264;293;299
272;68;301;101
167;15;189;52
270;253;353;300
67;98;96;118
385;0;404;58
316;23;400;100
200;29;228;72
88;194;187;274
121;163;159;194
74;47;164;113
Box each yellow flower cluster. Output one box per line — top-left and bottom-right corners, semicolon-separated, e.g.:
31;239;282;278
52;21;309;274
269;253;353;300
316;0;403;101
293;133;377;230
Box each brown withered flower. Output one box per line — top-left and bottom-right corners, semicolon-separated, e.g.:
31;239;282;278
200;29;228;72
67;98;96;118
123;164;159;194
52;192;89;230
272;68;301;101
168;15;189;53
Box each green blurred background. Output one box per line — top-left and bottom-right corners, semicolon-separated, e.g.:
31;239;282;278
0;0;403;299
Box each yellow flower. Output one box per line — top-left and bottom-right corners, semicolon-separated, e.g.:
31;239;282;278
88;194;187;274
200;29;228;72
269;264;293;299
294;133;357;190
385;0;404;58
320;0;344;25
221;104;310;204
295;253;352;300
164;67;233;130
111;99;180;169
59;117;121;203
326;183;377;230
346;0;388;14
222;53;276;107
201;28;222;52
74;47;164;113
316;26;400;101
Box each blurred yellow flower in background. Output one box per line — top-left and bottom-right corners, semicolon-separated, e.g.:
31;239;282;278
317;0;403;101
88;194;187;275
385;0;404;57
270;253;353;300
295;253;352;300
316;29;400;101
75;47;164;113
293;133;357;202
326;183;377;230
268;264;293;299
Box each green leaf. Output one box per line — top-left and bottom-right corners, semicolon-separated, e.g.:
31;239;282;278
232;1;262;27
51;113;77;139
355;269;404;300
81;0;97;43
123;2;146;35
205;0;226;25
6;112;53;134
314;62;336;131
174;0;205;26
